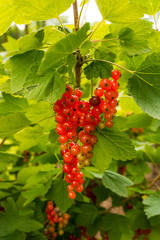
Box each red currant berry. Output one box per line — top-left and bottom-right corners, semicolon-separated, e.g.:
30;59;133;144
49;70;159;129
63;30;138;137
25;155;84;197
90;135;98;145
105;121;113;128
105;113;113;121
81;144;92;154
75;185;83;193
68;191;76;199
109;99;117;108
63;122;73;131
63;152;73;163
84;124;96;134
65;85;73;96
78;130;85;139
67;130;77;140
56;125;66;135
80;133;91;144
100;103;111;113
67;185;74;192
55;113;66;123
75;89;82;98
111;81;119;91
89;96;101;106
78;100;90;113
70;145;80;156
63;107;74;117
100;78;111;90
104;91;115;100
112;69;121;81
85;112;95;123
58;135;68;144
63;164;71;173
91;107;101;116
94;88;104;97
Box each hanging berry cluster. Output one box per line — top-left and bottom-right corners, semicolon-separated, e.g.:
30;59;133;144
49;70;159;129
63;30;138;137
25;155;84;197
132;228;151;240
53;69;121;199
44;201;70;239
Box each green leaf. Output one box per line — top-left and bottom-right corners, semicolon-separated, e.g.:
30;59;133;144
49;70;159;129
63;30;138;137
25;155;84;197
2;36;18;52
0;151;22;163
76;204;98;226
0;93;29;116
128;52;160;119
126;207;149;231
25;70;65;103
0;112;30;137
14;125;45;151
0;0;15;36
0;231;25;240
14;0;75;22
17;166;41;184
143;192;160;218
92;128;136;172
22;180;52;205
84;48;115;79
39;23;90;74
101;213;130;240
48;179;73;213
115;113;152;131
102;171;133;197
137;0;160;15
43;26;65;46
96;0;145;23
5;50;39;92
0;198;43;237
25;101;53;123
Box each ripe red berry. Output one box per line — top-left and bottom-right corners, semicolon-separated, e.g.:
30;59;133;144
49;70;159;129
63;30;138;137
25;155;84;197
90;135;98;145
94;88;104;97
67;130;77;140
100;103;111;113
70;145;80;156
63;153;73;163
85;112;95;123
67;185;74;192
55;113;66;123
91;107;101;116
65;85;73;96
81;144;93;154
83;124;96;134
100;78;111;90
78;100;90;113
89;96;101;106
111;81;119;91
105;113;113;121
104;91;115;100
109;99;117;108
80;133;91;144
112;69;121;80
105;121;113;128
75;184;83;193
58;135;68;144
75;88;82;98
68;191;76;199
63;164;71;173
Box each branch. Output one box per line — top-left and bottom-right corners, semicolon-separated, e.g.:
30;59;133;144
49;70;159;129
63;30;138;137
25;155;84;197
73;0;79;32
0;137;7;149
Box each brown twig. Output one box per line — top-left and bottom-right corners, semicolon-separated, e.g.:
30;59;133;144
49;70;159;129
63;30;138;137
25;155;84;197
73;0;79;32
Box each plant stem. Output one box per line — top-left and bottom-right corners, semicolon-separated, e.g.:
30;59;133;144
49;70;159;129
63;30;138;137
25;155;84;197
154;14;158;31
57;16;67;35
73;0;79;32
80;0;90;27
73;1;82;87
77;0;87;29
0;137;7;149
91;38;119;43
83;58;134;74
91;79;93;96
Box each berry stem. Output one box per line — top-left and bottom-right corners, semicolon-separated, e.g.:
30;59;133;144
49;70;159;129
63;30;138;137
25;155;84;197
83;59;134;74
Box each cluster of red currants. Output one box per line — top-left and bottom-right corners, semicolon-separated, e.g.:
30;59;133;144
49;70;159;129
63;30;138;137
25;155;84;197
44;201;70;239
53;70;120;199
132;228;151;240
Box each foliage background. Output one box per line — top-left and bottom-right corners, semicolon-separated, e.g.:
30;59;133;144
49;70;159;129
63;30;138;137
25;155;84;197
0;0;160;239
